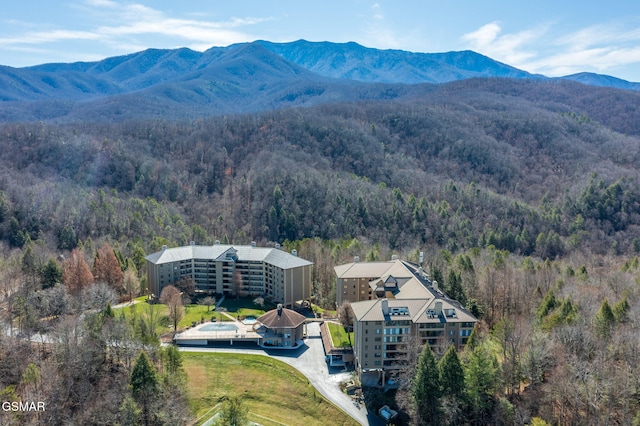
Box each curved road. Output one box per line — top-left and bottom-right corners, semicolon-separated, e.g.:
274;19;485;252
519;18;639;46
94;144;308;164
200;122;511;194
179;322;384;426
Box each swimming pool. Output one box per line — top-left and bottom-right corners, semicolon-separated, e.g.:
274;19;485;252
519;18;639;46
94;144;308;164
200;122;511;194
198;323;238;332
243;316;257;325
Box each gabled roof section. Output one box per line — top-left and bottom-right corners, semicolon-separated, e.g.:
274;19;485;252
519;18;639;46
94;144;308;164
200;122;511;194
145;244;312;269
353;296;477;324
414;298;477;324
145;245;232;264
264;248;312;269
257;306;306;329
334;260;411;279
352;298;432;322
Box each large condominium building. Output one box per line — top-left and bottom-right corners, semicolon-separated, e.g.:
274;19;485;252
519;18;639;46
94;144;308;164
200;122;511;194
145;242;313;307
336;259;477;387
334;256;409;306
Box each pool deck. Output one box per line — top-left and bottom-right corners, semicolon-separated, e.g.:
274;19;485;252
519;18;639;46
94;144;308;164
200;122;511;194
174;310;306;349
174;312;263;345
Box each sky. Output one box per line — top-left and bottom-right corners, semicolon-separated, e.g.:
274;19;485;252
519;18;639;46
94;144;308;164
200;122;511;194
2;0;640;81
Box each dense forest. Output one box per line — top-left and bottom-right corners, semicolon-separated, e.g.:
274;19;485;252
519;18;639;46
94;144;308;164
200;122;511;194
2;77;640;424
1;79;640;256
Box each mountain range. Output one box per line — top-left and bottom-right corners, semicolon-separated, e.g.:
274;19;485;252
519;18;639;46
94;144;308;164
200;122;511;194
1;39;639;122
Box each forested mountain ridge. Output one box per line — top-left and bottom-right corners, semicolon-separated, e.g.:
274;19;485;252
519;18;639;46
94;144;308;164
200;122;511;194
259;40;640;90
2;40;639;123
255;40;536;83
1;78;639;259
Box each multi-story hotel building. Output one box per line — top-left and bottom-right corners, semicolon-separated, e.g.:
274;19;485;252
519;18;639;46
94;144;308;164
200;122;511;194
336;258;477;387
146;242;312;307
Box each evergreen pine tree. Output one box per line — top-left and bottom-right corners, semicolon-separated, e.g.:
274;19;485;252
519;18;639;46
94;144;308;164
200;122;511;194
215;395;249;426
594;298;615;338
130;351;159;426
439;344;465;399
412;343;442;425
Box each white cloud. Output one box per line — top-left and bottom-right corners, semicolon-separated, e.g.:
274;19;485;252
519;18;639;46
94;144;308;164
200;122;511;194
462;22;501;46
462;19;640;79
361;2;405;49
529;21;640;77
84;0;118;7
0;29;101;46
462;21;543;66
529;44;640;77
371;3;384;21
3;0;269;54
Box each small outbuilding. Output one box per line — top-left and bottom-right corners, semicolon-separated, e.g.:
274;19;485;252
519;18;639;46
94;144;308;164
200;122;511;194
256;304;306;348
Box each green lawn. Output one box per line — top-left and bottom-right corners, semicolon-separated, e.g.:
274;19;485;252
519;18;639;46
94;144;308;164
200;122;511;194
183;352;359;426
217;296;272;317
312;304;337;318
113;296;269;336
327;322;353;348
113;299;171;336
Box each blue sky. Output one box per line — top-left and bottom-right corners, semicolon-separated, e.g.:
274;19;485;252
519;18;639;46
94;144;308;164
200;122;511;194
2;0;640;81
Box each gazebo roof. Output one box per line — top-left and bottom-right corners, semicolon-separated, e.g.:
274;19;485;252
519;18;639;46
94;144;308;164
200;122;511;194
257;305;306;329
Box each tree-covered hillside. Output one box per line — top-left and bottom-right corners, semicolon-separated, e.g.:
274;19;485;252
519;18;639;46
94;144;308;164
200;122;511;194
1;79;639;259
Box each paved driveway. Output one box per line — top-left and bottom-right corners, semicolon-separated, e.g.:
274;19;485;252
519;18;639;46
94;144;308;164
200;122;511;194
179;321;384;426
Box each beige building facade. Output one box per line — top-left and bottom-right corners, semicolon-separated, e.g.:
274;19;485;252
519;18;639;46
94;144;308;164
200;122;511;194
146;242;312;307
338;259;477;387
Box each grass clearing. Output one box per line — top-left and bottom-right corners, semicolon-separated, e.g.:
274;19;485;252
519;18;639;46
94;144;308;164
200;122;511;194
114;299;232;336
182;352;359;426
312;304;337;318
327;322;353;348
113;300;171;335
217;296;272;318
180;304;228;327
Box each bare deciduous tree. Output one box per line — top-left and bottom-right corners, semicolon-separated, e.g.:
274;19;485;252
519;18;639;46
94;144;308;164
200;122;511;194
160;285;184;333
198;296;216;312
337;301;354;331
123;268;140;303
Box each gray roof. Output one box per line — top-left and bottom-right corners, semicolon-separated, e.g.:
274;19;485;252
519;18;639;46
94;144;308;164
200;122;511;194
352;298;431;322
341;258;477;325
257;307;306;329
334;261;399;279
146;244;313;269
352;297;477;324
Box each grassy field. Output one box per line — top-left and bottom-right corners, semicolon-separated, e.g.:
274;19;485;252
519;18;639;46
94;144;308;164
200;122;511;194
115;298;170;334
183;352;359;426
216;296;272;318
113;296;265;336
181;304;229;326
327;322;353;348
